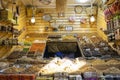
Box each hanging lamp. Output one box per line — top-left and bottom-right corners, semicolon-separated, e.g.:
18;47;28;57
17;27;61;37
90;0;95;22
31;0;35;23
90;15;95;22
31;16;35;23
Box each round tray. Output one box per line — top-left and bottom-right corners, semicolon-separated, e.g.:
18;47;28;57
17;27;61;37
42;14;52;22
39;0;52;5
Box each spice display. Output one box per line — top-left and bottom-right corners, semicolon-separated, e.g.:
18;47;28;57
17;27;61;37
106;59;120;64
21;66;41;74
17;56;34;64
7;51;26;59
0;0;120;80
0;62;9;70
91;59;105;65
40;58;86;75
104;0;120;41
30;43;46;53
80;66;97;73
2;66;24;74
103;67;120;74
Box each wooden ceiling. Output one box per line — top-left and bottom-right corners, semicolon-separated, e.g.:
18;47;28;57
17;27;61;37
21;0;101;8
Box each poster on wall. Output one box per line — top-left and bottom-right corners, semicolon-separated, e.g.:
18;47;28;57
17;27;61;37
65;26;73;31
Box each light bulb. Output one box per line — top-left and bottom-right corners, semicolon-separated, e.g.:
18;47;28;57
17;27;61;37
31;16;35;23
90;16;95;22
76;0;88;3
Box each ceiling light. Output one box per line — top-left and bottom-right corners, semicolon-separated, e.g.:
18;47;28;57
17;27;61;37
90;0;95;22
31;0;35;23
90;15;95;22
76;0;89;3
31;16;35;23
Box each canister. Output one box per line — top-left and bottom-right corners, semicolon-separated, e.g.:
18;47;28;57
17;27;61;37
36;76;53;80
69;75;82;80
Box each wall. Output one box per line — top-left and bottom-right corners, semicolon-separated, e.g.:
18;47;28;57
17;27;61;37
26;8;97;35
13;0;27;42
0;0;26;58
7;0;27;41
97;8;108;41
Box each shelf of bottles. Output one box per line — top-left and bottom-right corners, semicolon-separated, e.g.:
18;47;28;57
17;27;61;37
104;0;120;42
0;20;20;46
